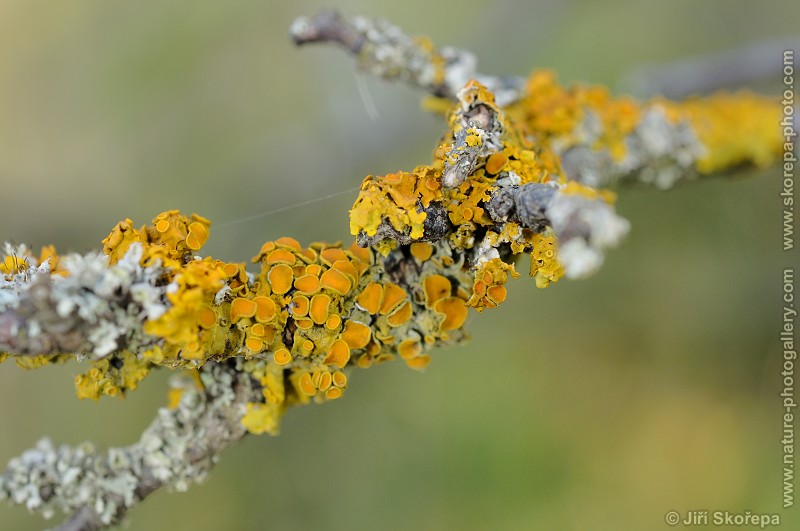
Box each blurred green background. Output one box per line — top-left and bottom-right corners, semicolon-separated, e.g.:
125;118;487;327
1;0;797;529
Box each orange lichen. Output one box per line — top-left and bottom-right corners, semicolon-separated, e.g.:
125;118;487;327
485;152;508;175
298;372;316;396
487;285;507;304
267;264;294;295
332;259;359;282
347;242;373;266
467;258;519;310
309;294;332;325
254;296;278;323
434;297;469;331
341;321;371;349
186;221;210;251
198;308;217;329
505;69;642;162
166;388;183;409
325;314;342;330
410;242;434;262
266;248;296;265
320;268;352;295
386;300;413;327
274;236;302;253
101;219;145;265
356;282;383;314
325;387;343;400
291;295;310;317
500;69;781;177
305;263;323;277
319;247;349;265
379;283;406;315
143;258;227;361
14;43;782;444
274;348;292;366
294;274;321;294
423;274;451;307
245;337;263;352
231;298;257;322
398;338;422;360
332;371;347;388
295;318;314;330
1;245;64;280
323;339;351;369
406;355;432;370
249;323;267;338
241;402;283;435
316;371;332;391
74;351;151;400
560;181;617;204
222;263;240;278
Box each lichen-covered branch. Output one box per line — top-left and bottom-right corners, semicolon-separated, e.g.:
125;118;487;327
0;243;166;358
0;9;785;530
290;9;526;106
0;363;260;530
294;9;781;189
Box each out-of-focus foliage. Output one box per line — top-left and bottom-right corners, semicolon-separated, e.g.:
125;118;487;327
0;0;796;529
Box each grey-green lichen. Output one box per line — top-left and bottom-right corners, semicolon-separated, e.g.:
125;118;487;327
0;243;168;359
0;363;258;527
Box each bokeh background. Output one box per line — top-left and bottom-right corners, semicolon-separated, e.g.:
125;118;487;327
1;0;798;529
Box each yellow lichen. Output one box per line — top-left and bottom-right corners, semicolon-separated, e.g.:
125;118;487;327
657;91;782;173
529;233;565;288
143;258;227;361
560;181;617;204
241;403;282;435
166;387;183;409
349;170;442;241
15;354;64;370
74;351;151;400
505;69;642;162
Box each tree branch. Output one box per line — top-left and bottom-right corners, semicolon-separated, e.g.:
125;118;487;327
0;9;785;530
292;9;782;189
620;37;800;98
0;362;259;530
290;8;526;106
